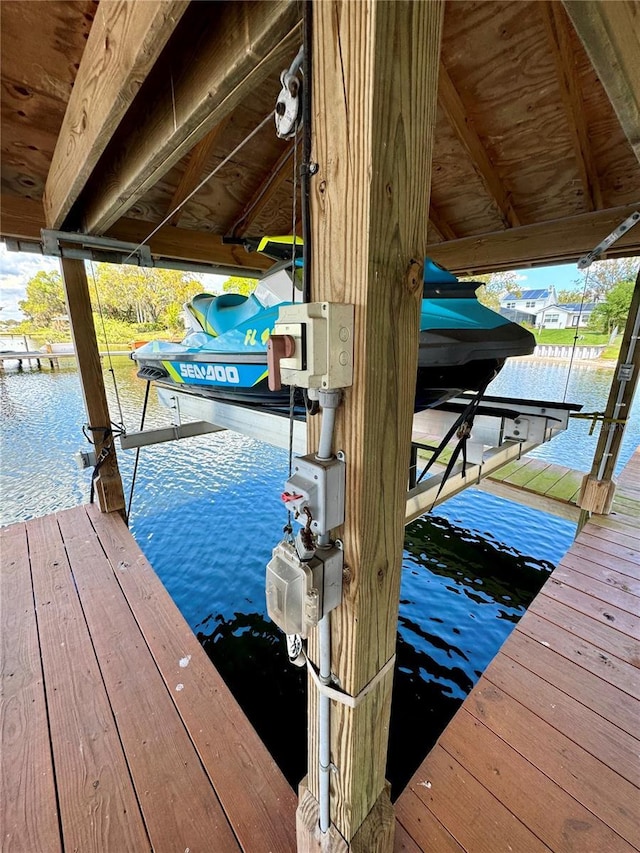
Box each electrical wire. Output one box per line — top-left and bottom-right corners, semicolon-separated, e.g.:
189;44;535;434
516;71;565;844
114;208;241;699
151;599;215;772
562;266;592;402
127;379;151;522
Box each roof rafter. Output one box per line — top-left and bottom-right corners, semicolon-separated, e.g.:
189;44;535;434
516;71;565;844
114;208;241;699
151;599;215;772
563;0;640;164
540;1;602;210
428;204;457;241
166;116;231;227
426;204;640;274
231;141;295;237
43;0;188;230
81;1;302;235
438;61;520;229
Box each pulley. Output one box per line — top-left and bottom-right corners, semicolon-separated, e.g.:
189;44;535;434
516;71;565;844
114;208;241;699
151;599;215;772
275;46;303;139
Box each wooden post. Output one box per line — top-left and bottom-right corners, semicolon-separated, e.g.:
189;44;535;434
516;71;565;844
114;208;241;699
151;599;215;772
60;258;126;516
578;267;640;526
298;2;444;849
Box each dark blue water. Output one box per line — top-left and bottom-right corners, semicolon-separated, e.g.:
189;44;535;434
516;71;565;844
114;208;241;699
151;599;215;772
1;354;637;793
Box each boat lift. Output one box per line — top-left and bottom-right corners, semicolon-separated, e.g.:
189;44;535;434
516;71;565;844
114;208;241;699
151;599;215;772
118;384;578;519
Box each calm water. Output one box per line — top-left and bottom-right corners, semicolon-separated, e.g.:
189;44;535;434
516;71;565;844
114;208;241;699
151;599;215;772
1;352;638;793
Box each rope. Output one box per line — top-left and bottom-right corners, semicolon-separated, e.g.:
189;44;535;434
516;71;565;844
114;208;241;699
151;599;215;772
127;380;152;522
562;265;592;402
88;261;126;427
122;112;273;264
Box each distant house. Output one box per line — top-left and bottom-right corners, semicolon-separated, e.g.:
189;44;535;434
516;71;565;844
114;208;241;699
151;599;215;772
536;302;597;330
499;287;558;325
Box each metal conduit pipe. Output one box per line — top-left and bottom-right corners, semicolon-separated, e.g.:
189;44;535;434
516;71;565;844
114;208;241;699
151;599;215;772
315;388;342;832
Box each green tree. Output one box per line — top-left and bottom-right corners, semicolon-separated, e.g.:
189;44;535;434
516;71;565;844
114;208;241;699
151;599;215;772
572;257;639;302
222;275;258;296
93;265;203;325
557;289;587;304
18;270;66;324
460;271;523;311
588;279;634;334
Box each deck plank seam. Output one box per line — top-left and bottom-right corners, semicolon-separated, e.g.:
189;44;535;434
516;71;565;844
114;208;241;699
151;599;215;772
424;743;555;852
516;612;640;700
556;555;640;593
24;520;67;852
536;589;640;643
52;510;155;850
453;706;639;849
551;566;640;615
395;788;465;853
481;667;640;786
82;505;251;851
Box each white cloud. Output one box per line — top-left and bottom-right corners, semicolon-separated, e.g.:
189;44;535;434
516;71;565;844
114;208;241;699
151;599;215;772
0;243;59;320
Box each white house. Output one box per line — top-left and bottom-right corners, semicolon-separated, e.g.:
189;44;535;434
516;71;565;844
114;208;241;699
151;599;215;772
536;302;597;329
500;287;558;324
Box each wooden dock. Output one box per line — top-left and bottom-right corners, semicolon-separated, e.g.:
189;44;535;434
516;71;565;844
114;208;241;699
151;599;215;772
1;504;297;852
3;455;639;852
395;448;640;852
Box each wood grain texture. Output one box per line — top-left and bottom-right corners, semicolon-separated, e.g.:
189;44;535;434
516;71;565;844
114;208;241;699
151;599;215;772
394;790;464;853
465;683;640;848
26;514;150;852
166;116;230;226
305;0;444;840
0;524;61;853
438;60;520;228
564;0;640;162
484;655;640;787
232;140;295;236
426;203;640;274
82;1;301;232
86;504;297;853
60;258;125;514
539;1;602;210
408;745;550;852
440;709;635;853
44;0;187;228
516;610;640;700
501;629;639;737
539;582;640;640
54;507;241;852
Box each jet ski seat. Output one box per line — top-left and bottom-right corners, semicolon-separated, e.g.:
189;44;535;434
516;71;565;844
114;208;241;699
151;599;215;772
189;293;263;337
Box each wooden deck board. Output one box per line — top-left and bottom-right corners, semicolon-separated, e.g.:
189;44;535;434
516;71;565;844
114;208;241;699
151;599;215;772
86;504;298;853
1;524;61;853
27;514;151;853
396;447;640;852
1;504;295;853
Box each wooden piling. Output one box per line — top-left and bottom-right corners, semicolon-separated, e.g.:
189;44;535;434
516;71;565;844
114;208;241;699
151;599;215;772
60;257;125;516
299;2;444;849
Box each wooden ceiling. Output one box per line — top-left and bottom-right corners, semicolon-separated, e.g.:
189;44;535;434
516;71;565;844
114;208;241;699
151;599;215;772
1;0;639;276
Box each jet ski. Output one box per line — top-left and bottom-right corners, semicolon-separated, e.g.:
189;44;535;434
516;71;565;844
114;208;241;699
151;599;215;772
131;240;535;411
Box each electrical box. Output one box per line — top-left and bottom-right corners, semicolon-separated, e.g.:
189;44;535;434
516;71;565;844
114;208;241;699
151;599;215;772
74;449;97;470
284;454;345;534
266;540;344;637
274;302;354;390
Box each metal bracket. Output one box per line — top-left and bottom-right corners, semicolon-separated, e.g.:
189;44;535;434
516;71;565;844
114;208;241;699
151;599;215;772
577;211;640;269
41;229;153;266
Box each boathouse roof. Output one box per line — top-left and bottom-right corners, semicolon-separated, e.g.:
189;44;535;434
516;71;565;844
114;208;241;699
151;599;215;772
1;1;638;275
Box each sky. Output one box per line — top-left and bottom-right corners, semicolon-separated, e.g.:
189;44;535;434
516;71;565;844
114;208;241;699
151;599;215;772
0;241;586;322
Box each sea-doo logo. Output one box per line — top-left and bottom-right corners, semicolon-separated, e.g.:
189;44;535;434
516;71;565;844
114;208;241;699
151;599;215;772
179;363;240;384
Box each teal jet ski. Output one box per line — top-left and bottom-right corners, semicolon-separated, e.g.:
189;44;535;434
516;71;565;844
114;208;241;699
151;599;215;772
131;244;534;411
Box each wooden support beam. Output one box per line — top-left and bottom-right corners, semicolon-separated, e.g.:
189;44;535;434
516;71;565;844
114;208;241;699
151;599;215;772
578;268;640;526
540;2;602;210
166;117;231;227
231;141;295;237
438;61;520;229
428;204;457;242
563;0;640;164
82;1;302;234
59;258;125;516
106;219;273;272
426;203;640;275
0;197;272;273
300;1;444;848
43;1;188;230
